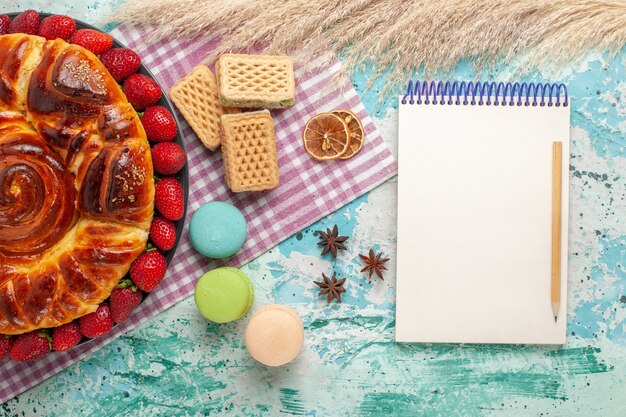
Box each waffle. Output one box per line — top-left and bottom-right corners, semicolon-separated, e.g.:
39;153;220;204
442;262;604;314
216;54;295;109
169;65;239;151
221;110;280;192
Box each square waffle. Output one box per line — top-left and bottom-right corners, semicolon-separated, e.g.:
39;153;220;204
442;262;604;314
220;110;280;192
169;65;239;151
216;54;295;109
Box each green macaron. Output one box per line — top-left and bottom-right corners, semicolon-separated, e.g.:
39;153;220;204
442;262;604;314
194;267;254;323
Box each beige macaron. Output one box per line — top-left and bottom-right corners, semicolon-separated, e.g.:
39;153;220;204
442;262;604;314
244;304;304;366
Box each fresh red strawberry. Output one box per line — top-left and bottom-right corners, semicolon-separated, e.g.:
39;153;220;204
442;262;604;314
8;10;40;35
123;74;162;110
52;321;82;352
154;177;184;221
130;251;167;292
0;15;11;35
70;29;113;56
110;281;143;323
100;48;141;82
37;15;76;40
0;335;13;360
149;216;177;251
141;106;177;142
79;304;113;338
10;331;50;362
151;142;186;175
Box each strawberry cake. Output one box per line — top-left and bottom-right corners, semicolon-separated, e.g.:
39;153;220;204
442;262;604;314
0;10;185;362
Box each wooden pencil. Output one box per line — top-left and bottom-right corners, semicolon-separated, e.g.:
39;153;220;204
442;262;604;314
551;141;563;322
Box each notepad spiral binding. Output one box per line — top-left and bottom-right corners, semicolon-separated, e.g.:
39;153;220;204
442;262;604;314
402;80;568;107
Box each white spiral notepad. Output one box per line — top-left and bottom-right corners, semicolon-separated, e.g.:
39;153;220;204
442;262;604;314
396;81;570;344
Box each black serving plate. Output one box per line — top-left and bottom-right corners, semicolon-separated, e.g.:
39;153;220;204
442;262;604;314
6;12;189;336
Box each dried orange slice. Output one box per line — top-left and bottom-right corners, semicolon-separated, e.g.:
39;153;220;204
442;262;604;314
302;113;350;161
332;110;364;160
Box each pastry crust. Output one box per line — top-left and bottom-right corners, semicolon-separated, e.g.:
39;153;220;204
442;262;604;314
0;34;154;335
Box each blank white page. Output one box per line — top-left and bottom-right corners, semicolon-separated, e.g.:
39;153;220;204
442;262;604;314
396;98;570;344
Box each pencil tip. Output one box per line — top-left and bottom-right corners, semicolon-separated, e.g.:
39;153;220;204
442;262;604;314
554;316;558;322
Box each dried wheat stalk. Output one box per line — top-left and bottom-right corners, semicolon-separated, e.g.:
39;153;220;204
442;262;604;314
108;0;626;98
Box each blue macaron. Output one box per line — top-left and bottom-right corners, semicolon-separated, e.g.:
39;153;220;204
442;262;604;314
189;202;247;259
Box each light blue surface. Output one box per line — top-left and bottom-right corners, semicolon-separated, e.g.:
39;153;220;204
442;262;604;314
0;2;624;417
189;202;247;259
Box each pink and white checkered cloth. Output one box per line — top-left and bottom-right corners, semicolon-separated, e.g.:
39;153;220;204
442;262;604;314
0;25;397;403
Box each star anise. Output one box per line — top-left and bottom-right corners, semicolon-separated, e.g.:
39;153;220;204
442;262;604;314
317;225;348;258
314;272;346;303
359;249;390;280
